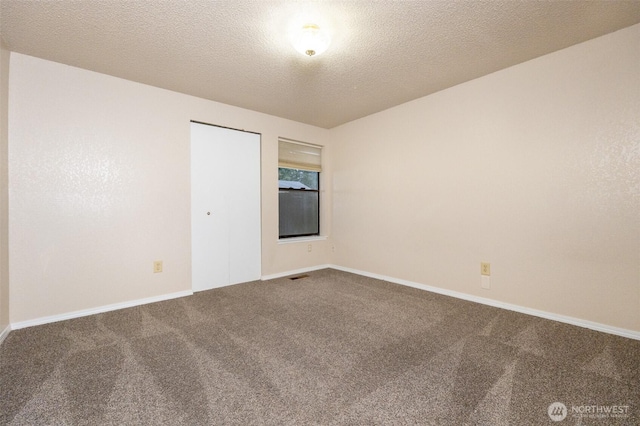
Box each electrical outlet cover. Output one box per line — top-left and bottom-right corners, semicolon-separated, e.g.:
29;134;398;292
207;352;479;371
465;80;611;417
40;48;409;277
481;262;491;276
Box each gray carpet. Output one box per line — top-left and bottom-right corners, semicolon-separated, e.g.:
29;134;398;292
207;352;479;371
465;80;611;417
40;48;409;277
1;269;638;425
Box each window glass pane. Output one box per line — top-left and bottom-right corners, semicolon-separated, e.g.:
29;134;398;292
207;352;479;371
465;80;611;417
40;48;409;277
278;168;318;190
278;167;319;238
279;189;319;237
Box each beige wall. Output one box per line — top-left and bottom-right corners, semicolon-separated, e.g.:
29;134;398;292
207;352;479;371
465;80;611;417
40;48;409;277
8;53;331;324
330;24;640;332
6;25;639;333
0;40;9;333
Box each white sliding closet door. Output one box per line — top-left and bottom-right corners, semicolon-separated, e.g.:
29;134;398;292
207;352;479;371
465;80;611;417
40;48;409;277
191;122;261;291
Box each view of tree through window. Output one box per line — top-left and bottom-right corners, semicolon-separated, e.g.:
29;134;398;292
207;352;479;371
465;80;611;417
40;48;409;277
278;168;318;189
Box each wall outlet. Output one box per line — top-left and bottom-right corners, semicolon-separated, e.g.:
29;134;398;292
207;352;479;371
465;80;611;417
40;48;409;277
481;262;491;276
153;260;163;273
307;244;312;252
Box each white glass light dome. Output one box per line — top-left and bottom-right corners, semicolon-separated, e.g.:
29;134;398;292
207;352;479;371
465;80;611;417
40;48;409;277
292;24;331;57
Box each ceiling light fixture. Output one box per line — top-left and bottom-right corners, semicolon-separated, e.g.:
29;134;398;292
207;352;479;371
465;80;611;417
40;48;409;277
292;24;331;57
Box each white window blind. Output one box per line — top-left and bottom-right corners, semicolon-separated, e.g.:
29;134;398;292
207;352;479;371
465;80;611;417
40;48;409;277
278;138;322;172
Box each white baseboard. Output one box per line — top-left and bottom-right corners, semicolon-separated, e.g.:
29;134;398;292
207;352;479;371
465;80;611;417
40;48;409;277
330;264;640;341
6;265;638;341
0;323;10;345
10;290;193;331
261;264;331;281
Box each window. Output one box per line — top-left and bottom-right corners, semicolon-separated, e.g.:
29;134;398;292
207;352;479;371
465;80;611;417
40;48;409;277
278;139;321;238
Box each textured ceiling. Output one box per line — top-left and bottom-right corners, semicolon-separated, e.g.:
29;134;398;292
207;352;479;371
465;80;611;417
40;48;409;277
2;1;640;128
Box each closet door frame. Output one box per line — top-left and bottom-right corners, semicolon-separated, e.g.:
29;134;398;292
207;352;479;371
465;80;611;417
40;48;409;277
190;121;261;292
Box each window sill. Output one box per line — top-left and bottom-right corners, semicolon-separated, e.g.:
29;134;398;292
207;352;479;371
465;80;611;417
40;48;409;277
278;235;327;244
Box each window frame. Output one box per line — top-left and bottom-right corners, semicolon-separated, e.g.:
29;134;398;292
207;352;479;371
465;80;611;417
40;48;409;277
277;138;322;240
278;167;320;239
